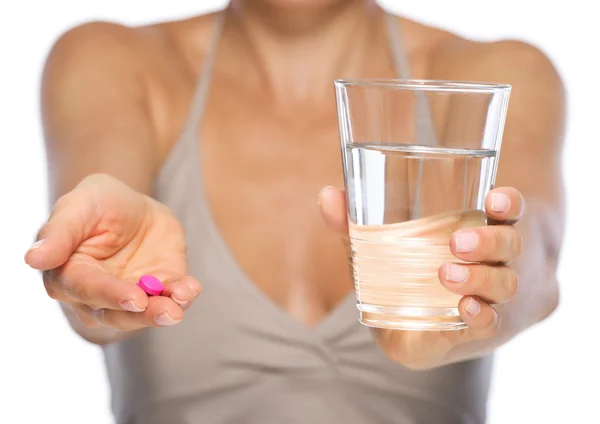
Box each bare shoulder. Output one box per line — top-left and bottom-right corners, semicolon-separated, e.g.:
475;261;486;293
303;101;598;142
44;21;160;84
448;38;565;151
432;36;563;95
398;15;564;95
46;15;219;86
42;13;219;157
414;23;565;144
415;24;566;194
429;34;564;126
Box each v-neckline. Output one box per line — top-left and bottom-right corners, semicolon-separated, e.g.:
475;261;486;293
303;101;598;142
178;8;410;341
188;155;360;340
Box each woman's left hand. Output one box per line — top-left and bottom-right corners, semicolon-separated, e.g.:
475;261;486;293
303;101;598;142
319;186;525;370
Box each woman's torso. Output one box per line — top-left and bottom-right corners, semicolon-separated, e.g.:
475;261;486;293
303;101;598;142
103;11;493;424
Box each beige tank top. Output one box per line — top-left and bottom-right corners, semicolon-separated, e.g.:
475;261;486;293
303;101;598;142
102;10;493;424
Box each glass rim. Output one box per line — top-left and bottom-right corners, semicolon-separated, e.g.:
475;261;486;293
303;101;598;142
334;78;511;93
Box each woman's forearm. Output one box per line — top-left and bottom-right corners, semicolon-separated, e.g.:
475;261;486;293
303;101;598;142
41;24;164;345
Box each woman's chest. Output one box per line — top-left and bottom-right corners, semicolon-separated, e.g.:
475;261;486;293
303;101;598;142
198;95;351;326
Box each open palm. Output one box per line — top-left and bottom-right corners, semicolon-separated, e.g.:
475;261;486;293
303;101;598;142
26;174;201;330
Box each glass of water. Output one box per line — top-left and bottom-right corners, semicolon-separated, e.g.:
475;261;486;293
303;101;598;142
334;79;511;331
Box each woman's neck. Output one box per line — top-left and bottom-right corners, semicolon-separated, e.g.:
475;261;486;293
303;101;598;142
222;0;390;104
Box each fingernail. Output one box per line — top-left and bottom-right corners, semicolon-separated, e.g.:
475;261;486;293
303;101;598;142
120;300;145;313
27;239;44;253
317;186;334;206
490;193;510;212
92;309;105;324
454;232;479;253
466;298;481;316
171;294;189;306
155;312;181;326
445;263;469;283
186;281;201;297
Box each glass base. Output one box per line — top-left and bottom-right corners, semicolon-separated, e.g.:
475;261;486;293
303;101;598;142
357;303;466;331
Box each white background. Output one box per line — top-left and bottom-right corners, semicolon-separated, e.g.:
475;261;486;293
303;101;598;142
1;1;595;423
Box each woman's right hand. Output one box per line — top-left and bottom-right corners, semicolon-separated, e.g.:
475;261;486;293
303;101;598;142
25;174;201;331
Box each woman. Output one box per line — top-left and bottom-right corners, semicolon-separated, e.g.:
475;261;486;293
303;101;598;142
26;0;565;423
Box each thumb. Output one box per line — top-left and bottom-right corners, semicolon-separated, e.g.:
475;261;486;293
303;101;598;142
318;186;348;234
25;191;96;270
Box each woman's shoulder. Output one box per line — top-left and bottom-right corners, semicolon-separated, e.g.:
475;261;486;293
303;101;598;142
41;13;220;154
394;14;560;89
46;12;219;78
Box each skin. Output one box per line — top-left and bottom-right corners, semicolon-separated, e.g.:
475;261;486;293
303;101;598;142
25;0;564;368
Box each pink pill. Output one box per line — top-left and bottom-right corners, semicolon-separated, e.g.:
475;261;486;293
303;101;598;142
137;275;164;296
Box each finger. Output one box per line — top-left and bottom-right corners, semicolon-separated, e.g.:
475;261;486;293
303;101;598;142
318;186;348;233
25;191;96;271
439;263;518;304
71;303;103;328
59;261;149;312
94;296;184;330
485;187;525;223
457;296;501;340
450;225;523;264
162;276;202;309
442;296;501;348
43;268;71;303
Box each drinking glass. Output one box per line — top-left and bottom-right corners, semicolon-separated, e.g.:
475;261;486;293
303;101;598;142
334;79;511;331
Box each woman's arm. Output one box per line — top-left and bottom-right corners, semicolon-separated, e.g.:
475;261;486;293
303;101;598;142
433;39;566;360
42;22;161;196
41;22;165;344
319;38;565;369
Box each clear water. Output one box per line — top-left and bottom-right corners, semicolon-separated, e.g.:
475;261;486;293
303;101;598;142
344;143;497;225
343;143;497;330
